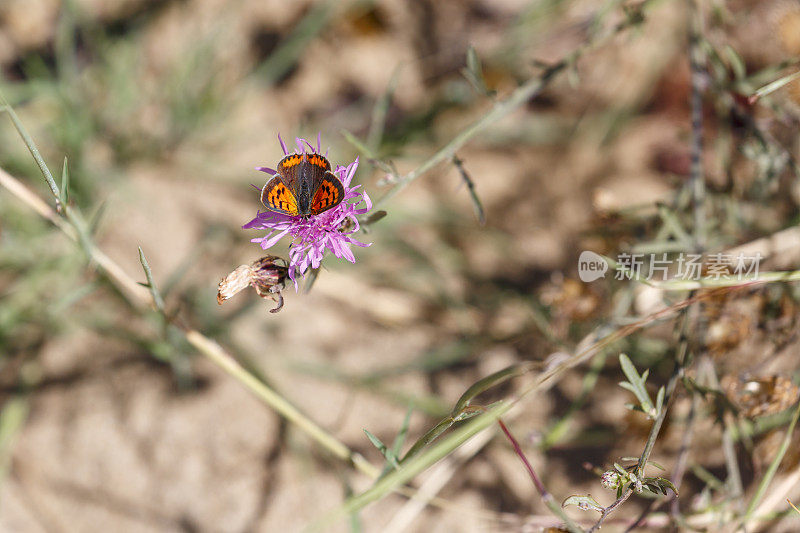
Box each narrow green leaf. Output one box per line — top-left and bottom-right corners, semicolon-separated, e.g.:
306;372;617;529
624;402;641;413
0;97;60;201
619;353;654;414
466;46;481;77
378;406;414;477
399;417;454;464
60;157;69;205
391;406;413;459
88;199;109;238
655;386;665;415
137;246;166;313
452;155;486;225
460;45;493;97
363;429;399;469
452;405;485;422
652;477;678;496
724;45;746;80
363;429;387;452
619;353;639;384
561;494;603;513
451;363;532;416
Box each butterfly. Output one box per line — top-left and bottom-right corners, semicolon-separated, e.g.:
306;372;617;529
260;152;345;217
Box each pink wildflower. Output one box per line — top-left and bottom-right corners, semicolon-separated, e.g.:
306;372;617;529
243;134;372;285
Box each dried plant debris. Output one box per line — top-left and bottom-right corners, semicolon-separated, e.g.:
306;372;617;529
217;255;289;313
723;375;800;419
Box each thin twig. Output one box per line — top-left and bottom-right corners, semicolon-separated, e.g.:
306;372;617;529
688;0;706;251
498;419;583;532
588;490;634;533
670;390;699;515
452;155;486;225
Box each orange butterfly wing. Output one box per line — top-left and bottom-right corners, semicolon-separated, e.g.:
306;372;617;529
310;172;344;215
261;177;299;216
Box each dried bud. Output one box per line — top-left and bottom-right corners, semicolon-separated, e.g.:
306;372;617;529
217;255;288;313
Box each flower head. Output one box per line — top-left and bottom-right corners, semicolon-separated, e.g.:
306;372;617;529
243;134;372;285
601;470;622;490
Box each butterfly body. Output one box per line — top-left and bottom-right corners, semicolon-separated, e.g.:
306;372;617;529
261;152;344;217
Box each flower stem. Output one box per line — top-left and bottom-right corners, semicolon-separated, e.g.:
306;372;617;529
497;419;583;533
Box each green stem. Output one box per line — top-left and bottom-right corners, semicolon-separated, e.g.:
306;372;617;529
498;419;583;532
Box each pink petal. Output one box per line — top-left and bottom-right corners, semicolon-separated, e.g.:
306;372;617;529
262;228;290;248
278;133;289;155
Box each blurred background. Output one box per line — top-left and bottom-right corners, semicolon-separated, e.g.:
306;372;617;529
1;0;800;531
